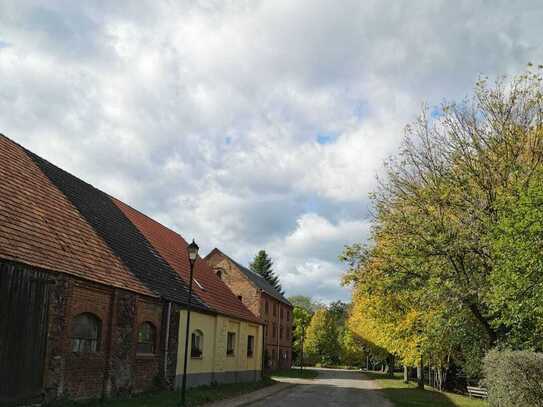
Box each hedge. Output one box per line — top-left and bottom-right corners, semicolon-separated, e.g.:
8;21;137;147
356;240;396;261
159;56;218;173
482;349;543;406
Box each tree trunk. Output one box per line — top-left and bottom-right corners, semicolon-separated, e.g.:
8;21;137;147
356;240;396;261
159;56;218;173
467;302;498;344
386;354;395;377
403;365;409;384
417;356;424;389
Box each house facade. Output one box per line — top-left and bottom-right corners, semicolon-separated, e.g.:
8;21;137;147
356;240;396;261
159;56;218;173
205;249;293;370
0;134;262;404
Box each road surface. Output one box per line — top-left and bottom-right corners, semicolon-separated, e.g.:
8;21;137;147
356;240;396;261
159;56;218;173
250;368;393;407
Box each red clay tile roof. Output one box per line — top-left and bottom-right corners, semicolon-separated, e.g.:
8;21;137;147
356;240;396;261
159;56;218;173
26;146;208;310
114;199;262;324
0;135;154;297
0;134;260;324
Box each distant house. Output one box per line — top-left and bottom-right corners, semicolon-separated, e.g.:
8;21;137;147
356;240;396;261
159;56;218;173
0;134;263;404
205;249;293;370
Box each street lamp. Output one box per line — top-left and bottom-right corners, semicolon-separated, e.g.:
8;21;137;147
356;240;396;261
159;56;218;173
180;239;199;406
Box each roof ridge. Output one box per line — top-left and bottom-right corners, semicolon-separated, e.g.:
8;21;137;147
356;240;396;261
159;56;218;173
0;133;184;244
109;196;190;244
213;250;291;306
22;144;209;309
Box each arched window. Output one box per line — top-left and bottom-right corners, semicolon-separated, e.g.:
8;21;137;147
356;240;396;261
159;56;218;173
137;322;156;354
191;329;203;358
215;268;225;280
72;313;101;353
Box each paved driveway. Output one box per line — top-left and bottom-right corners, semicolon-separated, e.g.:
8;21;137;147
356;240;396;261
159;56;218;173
250;368;393;407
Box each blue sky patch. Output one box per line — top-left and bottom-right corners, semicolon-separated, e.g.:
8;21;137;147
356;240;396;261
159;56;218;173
316;131;339;145
430;106;444;119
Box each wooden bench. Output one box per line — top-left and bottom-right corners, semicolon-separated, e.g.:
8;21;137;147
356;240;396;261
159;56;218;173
467;386;488;399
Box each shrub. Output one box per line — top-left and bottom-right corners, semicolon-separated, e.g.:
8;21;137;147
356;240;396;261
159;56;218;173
482;349;543;406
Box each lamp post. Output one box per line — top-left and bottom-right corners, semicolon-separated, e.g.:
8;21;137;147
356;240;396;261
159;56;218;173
180;239;199;406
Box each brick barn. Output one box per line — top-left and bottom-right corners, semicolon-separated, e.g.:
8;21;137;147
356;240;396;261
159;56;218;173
205;249;293;370
0;134;262;404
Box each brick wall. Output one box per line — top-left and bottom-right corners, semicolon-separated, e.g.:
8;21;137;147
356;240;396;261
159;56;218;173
134;298;163;391
261;293;293;369
64;282;111;398
41;271;175;402
207;257;260;316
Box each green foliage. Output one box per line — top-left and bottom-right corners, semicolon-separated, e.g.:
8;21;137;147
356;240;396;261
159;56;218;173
482;350;543;407
287;295;323;312
343;69;543;383
250;250;283;294
305;308;340;365
328;300;350;329
339;328;366;367
490;181;543;350
292;305;312;356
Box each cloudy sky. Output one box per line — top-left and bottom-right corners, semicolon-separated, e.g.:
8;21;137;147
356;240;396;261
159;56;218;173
1;1;542;303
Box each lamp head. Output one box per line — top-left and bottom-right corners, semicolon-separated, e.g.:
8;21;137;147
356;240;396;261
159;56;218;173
187;239;199;264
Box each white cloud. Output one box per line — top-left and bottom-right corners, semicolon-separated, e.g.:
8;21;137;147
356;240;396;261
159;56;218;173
1;0;542;302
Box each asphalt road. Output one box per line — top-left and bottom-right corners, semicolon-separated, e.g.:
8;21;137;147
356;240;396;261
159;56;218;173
249;368;393;407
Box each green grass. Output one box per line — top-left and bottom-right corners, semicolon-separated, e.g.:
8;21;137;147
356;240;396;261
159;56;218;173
49;378;276;407
269;368;319;379
364;371;488;407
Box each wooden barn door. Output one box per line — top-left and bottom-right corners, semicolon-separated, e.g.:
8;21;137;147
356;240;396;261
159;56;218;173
0;261;50;403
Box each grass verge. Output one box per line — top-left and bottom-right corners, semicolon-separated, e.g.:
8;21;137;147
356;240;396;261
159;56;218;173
49;377;276;407
269;368;319;379
364;371;487;407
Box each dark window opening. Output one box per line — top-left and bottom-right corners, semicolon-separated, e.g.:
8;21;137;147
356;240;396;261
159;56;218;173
191;330;203;358
227;332;236;356
247;335;254;357
137;321;157;354
72;313;101;353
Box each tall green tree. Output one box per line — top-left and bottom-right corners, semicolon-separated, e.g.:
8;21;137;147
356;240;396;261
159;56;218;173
250;250;283;294
292;305;312;364
328;300;350;329
287;295;323;313
305;308;340;365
